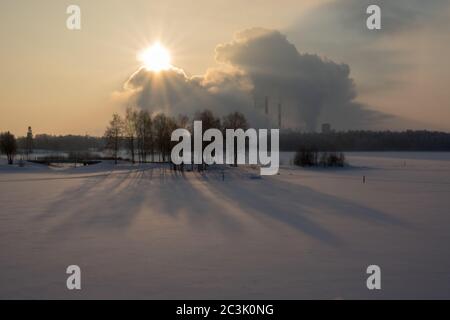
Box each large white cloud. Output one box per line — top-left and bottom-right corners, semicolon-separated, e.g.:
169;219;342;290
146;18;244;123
118;28;390;131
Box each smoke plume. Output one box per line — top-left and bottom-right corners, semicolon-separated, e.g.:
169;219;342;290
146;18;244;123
118;28;389;131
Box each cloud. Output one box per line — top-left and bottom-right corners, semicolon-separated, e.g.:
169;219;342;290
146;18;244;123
121;65;266;123
215;28;389;130
285;0;450;94
118;27;391;131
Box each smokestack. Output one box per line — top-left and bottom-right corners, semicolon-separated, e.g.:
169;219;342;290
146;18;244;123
278;102;282;128
265;96;269;115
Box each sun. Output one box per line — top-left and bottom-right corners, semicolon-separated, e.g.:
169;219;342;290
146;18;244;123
138;43;172;72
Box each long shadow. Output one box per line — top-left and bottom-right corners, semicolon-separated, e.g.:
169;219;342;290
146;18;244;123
39;166;244;236
149;170;243;233
201;178;342;246
37;169;145;234
34;169;114;221
80;172;147;228
200;171;406;246
266;176;406;226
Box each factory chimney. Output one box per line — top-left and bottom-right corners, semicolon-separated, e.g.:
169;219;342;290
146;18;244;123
278;102;282;129
264;96;269;115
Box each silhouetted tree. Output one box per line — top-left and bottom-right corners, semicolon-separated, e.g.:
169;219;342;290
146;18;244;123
12;129;450;154
294;148;345;167
135;110;153;162
280;130;450;152
222;111;248;166
153;113;177;162
104;114;123;164
0;131;18;165
166;117;178;163
294;147;318;167
194;110;221;132
124;107;137;163
17;134;104;152
176;114;190;130
193;110;221;168
222;111;248;131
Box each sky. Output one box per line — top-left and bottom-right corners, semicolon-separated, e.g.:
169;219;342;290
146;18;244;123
0;0;449;135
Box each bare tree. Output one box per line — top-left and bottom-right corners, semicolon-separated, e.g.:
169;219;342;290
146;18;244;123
124;107;137;163
222;111;248;131
176;114;190;130
166;116;178;160
0;131;18;165
104;113;123;164
222;112;249;166
194;109;221;132
193;110;221;168
135;110;153;162
153;113;168;162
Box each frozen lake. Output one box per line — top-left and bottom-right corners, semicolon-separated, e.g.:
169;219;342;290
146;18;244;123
0;152;449;299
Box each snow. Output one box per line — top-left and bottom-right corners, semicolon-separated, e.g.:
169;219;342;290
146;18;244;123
0;152;450;299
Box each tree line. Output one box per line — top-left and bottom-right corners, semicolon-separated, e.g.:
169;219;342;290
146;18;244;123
280;130;450;151
3;117;450;166
104;108;248;164
17;134;103;152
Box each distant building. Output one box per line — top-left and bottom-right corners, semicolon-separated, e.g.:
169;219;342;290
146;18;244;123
321;123;331;134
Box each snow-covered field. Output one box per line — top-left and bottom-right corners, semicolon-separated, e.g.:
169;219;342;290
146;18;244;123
1;152;450;299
